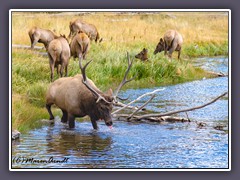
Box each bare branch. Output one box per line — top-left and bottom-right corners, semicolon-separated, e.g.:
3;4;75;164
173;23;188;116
128;94;156;120
113;101;139;110
112;88;165;114
115;91;227;120
113;52;135;102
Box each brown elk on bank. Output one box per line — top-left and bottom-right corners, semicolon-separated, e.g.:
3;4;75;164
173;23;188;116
70;31;90;60
47;35;71;82
154;30;183;59
28;27;59;49
68;19;100;43
135;48;148;61
45;53;134;130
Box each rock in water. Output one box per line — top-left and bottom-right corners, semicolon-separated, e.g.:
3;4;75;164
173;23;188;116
12;130;20;140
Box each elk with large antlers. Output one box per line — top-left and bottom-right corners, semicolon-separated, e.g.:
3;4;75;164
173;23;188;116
45;53;134;129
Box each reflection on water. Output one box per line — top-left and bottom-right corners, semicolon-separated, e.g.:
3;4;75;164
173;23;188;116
12;57;229;169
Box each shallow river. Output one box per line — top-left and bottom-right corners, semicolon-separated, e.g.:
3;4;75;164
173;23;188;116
12;57;229;169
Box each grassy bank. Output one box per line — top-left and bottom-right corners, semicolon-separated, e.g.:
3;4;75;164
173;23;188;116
11;11;228;133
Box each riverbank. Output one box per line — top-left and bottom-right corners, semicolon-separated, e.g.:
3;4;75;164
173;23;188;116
11;11;228;133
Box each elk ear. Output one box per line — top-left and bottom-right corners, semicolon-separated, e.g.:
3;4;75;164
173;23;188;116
106;88;113;96
160;38;163;42
69;21;72;26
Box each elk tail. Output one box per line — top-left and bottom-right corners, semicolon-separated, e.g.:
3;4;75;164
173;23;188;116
76;38;84;60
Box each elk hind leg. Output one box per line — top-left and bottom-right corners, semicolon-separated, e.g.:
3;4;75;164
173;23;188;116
68;114;75;129
168;43;178;60
61;110;68;123
177;47;182;60
46;103;54;120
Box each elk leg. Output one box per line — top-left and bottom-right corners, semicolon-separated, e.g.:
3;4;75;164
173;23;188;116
168;43;178;59
56;64;59;75
164;41;168;56
50;64;54;82
68;114;75;129
61;110;68;123
29;35;34;49
46;104;54;120
83;44;89;60
31;35;39;49
177;48;181;60
60;65;64;78
65;64;68;77
91;119;98;130
31;39;38;49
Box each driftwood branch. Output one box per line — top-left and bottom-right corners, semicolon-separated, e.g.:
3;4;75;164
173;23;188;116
113;101;140;110
112;88;165;114
207;71;228;77
114;92;228;122
128;94;156;120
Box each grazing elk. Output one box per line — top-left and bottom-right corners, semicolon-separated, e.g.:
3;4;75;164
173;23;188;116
68;19;100;43
28;27;59;49
45;53;134;130
154;30;183;59
135;48;148;61
47;35;71;82
70;31;90;60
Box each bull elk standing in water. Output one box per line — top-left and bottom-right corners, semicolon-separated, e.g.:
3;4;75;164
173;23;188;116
45;53;134;130
47;35;71;82
28;27;59;49
154;30;183;59
135;48;148;61
68;19;100;43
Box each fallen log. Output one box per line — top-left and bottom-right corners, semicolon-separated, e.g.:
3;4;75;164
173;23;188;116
113;92;228;122
115;115;190;123
207;71;228;77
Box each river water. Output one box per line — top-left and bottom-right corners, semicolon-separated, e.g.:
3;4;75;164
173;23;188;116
12;57;229;169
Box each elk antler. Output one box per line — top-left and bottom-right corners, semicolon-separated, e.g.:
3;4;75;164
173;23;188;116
79;59;112;104
113;52;136;102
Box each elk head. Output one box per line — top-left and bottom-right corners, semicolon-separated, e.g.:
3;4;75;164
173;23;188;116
135;48;148;61
154;38;165;55
79;52;135;128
